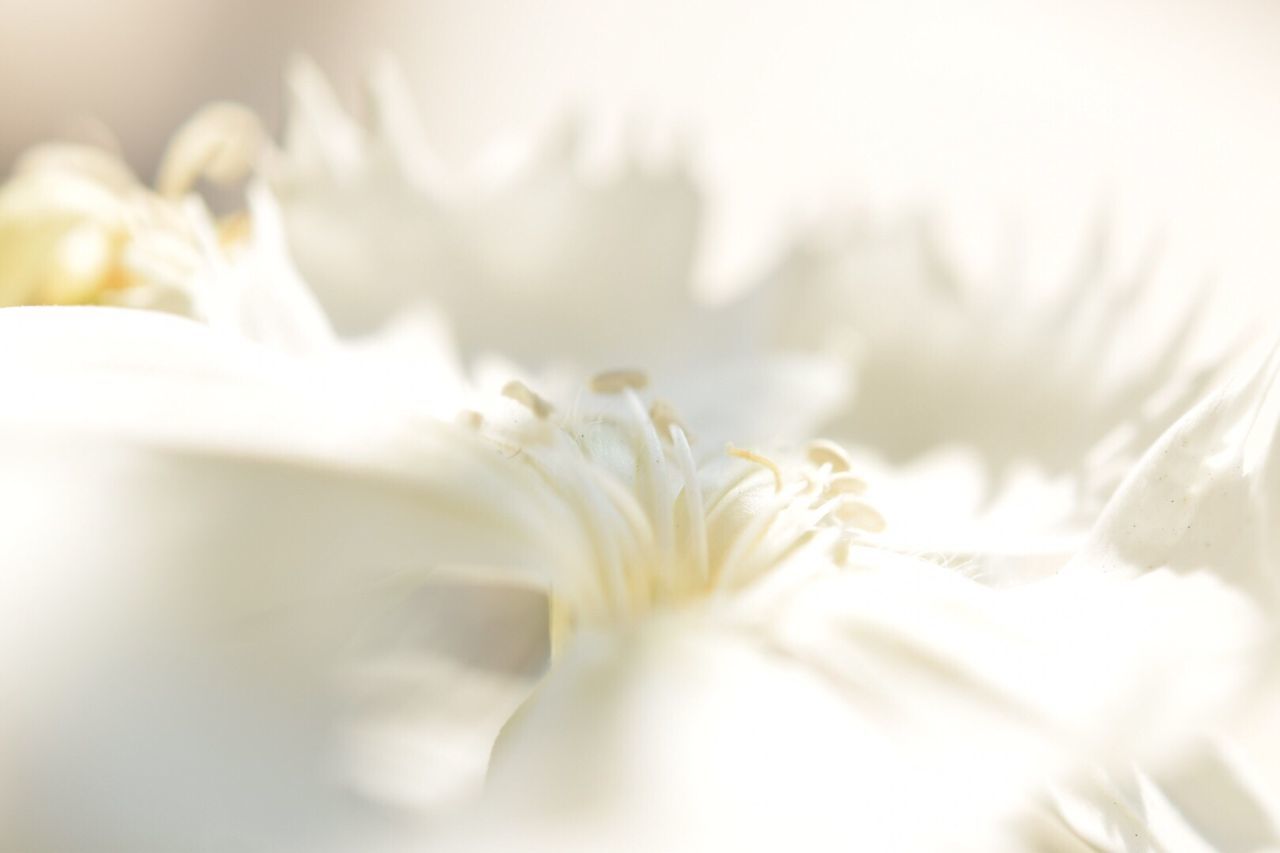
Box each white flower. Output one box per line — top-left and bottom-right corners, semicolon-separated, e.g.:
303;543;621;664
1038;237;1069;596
264;63;1237;554
0;305;1270;851
266;59;846;445
0;101;475;416
0;307;549;849
1029;745;1280;850
418;366;1274;852
0;103;263;312
763;212;1230;550
1007;342;1280;851
3;68;1274;853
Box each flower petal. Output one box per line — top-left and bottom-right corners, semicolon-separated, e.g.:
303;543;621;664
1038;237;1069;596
0;306;558;847
1029;743;1280;851
272;61;701;356
462;552;1263;852
763;213;1230;542
1069;344;1280;609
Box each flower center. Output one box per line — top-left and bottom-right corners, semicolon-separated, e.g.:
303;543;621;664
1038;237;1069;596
0;214;129;306
488;373;886;653
0;103;262;309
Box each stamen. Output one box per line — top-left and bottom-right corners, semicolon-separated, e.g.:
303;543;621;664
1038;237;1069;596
807;438;853;472
832;498;887;533
714;487;807;587
727;444;785;493
622;389;675;561
823;472;868;497
590;368;650;394
671;425;709;583
502;380;554;419
649;399;690;444
156;102;265;199
456;409;485;430
216;211;253;249
505;384;877;642
577;463;648;611
521;430;633;618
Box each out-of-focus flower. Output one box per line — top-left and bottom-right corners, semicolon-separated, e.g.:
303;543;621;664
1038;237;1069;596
262;61;1238;556
0;146;142;306
1011;341;1280;851
0;98;474;412
266;60;846;445
0;103;263;312
2;65;1276;853
767;214;1212;478
763;213;1229;550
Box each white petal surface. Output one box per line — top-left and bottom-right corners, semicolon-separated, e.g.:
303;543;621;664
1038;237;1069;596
269;61;849;445
1069;345;1280;608
764;213;1227;539
0;306;554;849
1031;743;1280;852
450;552;1263;852
273;60;700;356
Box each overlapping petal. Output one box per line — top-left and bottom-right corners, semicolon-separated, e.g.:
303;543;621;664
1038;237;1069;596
0;307;553;849
268;59;848;446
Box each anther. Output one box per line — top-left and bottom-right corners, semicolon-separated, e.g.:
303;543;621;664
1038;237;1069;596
590;368;650;394
823;472;868;497
156;102;265;199
456;409;485;430
502;380;554;419
833;499;886;533
649;399;689;443
807;439;852;472
216;211;253;249
727;444;784;493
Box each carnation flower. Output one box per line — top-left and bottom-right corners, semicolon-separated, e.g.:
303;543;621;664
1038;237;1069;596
0;103;263;312
267;59;846;445
0;307;547;850
1013;341;1280;851
1;62;1276;853
762;211;1233;553
0;306;1271;851
417;357;1277;852
263;62;1238;561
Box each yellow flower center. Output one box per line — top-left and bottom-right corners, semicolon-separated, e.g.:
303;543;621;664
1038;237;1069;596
0;214;131;306
0;102;263;309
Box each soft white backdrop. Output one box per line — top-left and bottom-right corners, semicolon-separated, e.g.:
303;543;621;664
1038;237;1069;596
3;0;1278;324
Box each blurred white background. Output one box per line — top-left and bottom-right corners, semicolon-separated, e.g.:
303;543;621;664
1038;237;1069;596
4;0;1278;321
